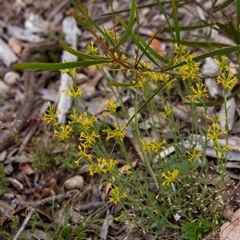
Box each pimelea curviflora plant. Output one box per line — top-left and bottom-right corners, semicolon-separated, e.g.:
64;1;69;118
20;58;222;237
14;0;240;238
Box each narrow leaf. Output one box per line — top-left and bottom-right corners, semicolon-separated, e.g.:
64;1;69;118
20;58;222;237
171;0;180;45
213;0;235;13
154;36;233;48
14;60;112;71
114;0;136;49
228;20;240;44
108;82;136;87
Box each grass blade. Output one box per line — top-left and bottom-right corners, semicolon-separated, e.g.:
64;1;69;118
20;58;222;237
228;20;240;44
114;0;136;49
213;0;235;13
14;60;112;71
171;0;180;45
154;35;234;48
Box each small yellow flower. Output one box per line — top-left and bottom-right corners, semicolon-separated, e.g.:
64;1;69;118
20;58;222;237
186;147;202;162
75;145;92;165
69;85;83;98
161;169;179;187
213;56;237;91
69;110;80;124
163;105;175;119
105;30;120;41
105;100;121;114
87;41;98;54
62;84;82;98
103;123;126;141
216;72;237;91
78;112;98;131
188;82;208;101
79;130;99;148
43;102;61;126
214;144;232;154
89;158;117;176
142;138;166;153
174;46;201;81
54;125;73;141
165;78;176;90
205;115;226;127
59;65;75;76
114;211;127;222
213;55;230;72
121;54;127;60
207;125;228;145
62;88;71;97
109;186;127;205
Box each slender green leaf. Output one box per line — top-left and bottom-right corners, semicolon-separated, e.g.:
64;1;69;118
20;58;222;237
69;0;106;36
213;0;235;13
162;24;213;32
108;82;136;87
228;20;240;44
114;0;136;49
154;35;233;48
193;45;240;61
14;60;112;71
171;0;180;45
216;22;235;37
156;0;173;31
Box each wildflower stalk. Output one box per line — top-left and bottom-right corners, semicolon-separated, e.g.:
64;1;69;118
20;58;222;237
134;94;159;190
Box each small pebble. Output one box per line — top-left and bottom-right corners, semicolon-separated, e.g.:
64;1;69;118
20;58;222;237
75;73;88;84
63;175;84;190
4;71;20;85
7;177;23;192
0;150;7;162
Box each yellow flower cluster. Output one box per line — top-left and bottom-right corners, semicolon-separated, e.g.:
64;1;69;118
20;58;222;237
161;169;179;187
103;123;126;142
70;111;98;130
89;158;118;176
87;41;98;54
214;56;237;91
43;102;61;126
62;84;82;98
105;100;121;114
141;138;166;153
205;115;232;159
163;105;175;119
54;125;73;141
187;82;208;102
109;186;127;205
186;147;202;162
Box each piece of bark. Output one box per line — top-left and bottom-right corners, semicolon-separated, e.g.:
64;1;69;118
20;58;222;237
57;16;81;124
0;38;19;67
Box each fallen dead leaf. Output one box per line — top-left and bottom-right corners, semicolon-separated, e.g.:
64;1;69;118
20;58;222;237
219;208;240;240
150;29;165;56
8;37;22;57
